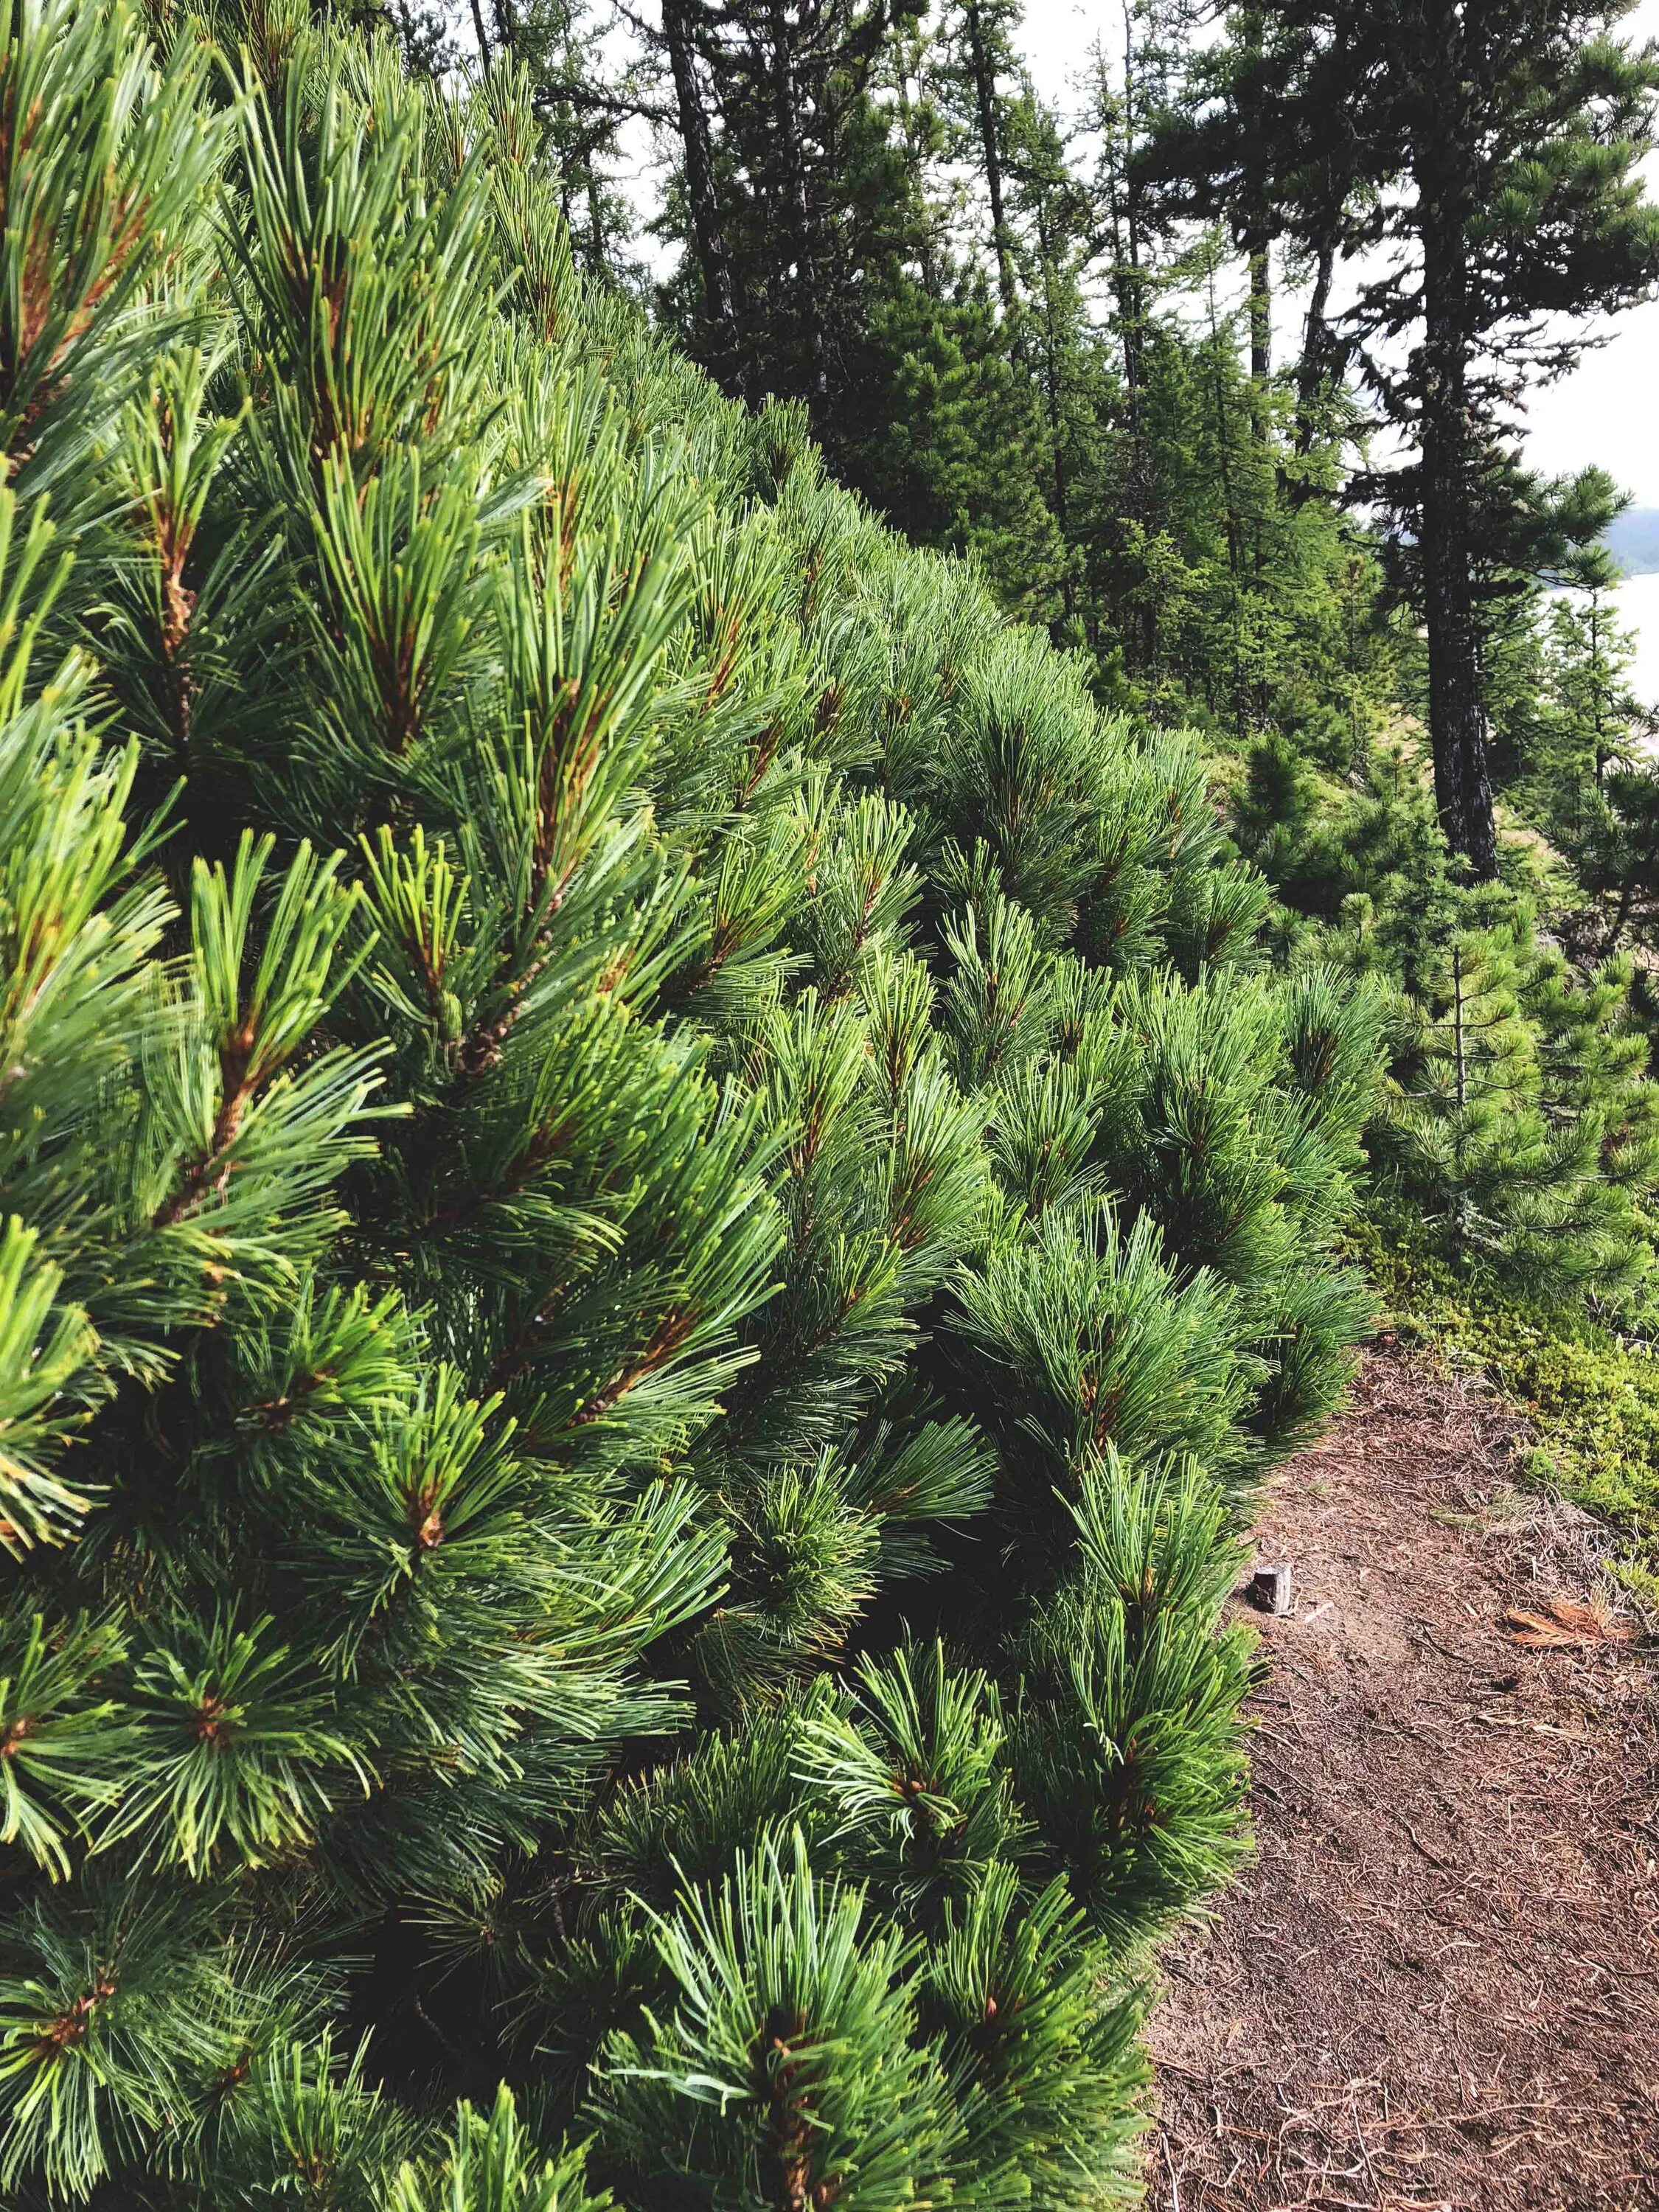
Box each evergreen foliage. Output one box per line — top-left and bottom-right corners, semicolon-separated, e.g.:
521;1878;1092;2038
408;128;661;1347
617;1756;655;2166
1374;896;1659;1300
1156;0;1659;875
515;0;1659;1525
1233;736;1659;1307
0;7;1391;2202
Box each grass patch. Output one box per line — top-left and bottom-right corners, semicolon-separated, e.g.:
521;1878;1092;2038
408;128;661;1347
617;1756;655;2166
1349;1206;1659;1599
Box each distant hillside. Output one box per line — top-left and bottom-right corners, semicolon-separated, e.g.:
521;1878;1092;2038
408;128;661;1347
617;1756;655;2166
1604;507;1659;576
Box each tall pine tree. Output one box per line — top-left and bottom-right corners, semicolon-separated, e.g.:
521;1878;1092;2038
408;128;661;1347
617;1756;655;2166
1163;0;1659;874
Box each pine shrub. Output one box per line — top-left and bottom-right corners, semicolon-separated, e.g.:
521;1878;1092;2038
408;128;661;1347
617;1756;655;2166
0;10;1384;2202
1374;893;1659;1302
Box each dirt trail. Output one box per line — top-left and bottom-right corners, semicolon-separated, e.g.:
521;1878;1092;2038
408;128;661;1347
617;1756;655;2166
1147;1350;1659;2212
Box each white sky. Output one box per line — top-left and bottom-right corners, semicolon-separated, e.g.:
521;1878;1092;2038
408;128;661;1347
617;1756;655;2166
1018;0;1659;504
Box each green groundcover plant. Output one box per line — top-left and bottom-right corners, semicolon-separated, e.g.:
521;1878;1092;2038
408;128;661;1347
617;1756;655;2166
0;7;1388;2203
1354;1206;1659;1586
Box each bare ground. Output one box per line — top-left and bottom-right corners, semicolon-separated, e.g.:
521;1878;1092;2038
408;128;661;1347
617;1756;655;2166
1147;1349;1659;2212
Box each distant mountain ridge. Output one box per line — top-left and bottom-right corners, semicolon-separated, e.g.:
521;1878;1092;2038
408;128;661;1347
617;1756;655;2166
1604;507;1659;576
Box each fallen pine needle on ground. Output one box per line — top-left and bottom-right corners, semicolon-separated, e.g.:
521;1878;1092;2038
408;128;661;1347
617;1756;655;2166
1148;1348;1659;2212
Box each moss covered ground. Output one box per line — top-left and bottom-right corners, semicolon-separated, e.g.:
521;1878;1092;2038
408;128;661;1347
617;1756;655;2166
1352;1206;1659;1600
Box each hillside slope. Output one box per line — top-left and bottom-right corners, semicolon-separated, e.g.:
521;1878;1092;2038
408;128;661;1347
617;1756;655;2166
0;9;1386;2204
1605;506;1659;577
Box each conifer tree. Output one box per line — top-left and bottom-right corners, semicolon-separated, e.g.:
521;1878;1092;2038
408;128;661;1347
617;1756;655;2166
1375;891;1659;1299
1514;548;1648;836
1169;0;1659;875
1578;764;1659;956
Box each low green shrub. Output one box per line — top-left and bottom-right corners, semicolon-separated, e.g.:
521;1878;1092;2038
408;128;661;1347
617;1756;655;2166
1353;1205;1659;1589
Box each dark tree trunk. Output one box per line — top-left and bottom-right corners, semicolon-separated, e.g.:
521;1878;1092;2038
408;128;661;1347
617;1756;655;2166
964;0;1017;314
769;1;827;401
1120;8;1155;668
1419;268;1484;868
1120;6;1148;397
1416;27;1497;878
662;0;745;397
1245;223;1272;383
1032;198;1075;626
1206;265;1248;740
1294;229;1338;456
1420;389;1498;877
1239;10;1271;389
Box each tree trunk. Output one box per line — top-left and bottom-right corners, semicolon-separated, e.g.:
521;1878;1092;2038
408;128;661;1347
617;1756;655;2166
1120;3;1148;396
1206;263;1248;740
1117;7;1157;669
769;1;827;403
1416;45;1496;878
1239;9;1271;388
1419;287;1491;872
1244;209;1272;465
662;0;745;398
1032;197;1075;627
963;0;1017;315
1245;224;1271;383
1295;229;1337;457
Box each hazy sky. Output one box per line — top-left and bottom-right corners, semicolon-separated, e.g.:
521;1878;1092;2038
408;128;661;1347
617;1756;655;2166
1018;0;1659;504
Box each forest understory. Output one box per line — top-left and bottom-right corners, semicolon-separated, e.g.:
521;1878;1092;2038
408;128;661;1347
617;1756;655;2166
1149;1352;1659;2212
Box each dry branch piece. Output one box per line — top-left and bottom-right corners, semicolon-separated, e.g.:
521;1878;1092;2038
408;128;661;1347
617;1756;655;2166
1500;1596;1637;1648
